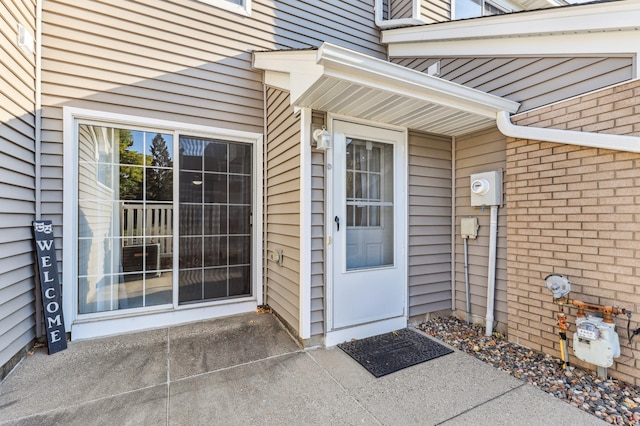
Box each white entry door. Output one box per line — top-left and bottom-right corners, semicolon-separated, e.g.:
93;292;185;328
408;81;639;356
331;120;406;330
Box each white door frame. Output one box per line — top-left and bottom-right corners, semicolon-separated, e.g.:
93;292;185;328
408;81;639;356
324;114;408;347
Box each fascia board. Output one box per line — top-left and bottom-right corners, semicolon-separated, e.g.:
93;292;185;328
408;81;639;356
388;30;640;58
262;71;290;91
252;50;319;73
316;43;519;116
383;0;640;44
253;49;324;103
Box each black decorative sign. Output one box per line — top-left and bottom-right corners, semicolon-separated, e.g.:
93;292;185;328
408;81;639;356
32;220;67;354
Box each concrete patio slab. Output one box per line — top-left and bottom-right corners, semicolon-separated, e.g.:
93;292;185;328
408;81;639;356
440;380;604;426
0;328;167;422
0;313;606;426
5;385;167;426
169;351;377;425
168;312;300;380
308;343;525;425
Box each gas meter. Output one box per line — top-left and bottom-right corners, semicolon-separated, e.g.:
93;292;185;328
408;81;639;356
573;316;620;368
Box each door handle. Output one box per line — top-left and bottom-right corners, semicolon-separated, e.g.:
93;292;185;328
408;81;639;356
334;216;340;231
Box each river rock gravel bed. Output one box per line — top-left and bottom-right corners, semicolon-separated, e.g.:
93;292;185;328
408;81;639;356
419;316;640;425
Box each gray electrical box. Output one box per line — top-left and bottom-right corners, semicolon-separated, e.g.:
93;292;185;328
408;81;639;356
470;170;502;207
461;217;479;239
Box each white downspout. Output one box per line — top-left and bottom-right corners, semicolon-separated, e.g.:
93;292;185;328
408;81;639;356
35;0;42;221
493;108;640;336
485;205;498;336
34;0;43;338
450;136;456;313
374;0;423;29
496;111;640;153
262;83;268;306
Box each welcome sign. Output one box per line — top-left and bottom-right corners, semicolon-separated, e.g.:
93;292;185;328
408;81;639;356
33;220;67;354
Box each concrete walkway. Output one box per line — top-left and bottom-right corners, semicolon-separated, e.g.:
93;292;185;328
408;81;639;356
0;312;602;425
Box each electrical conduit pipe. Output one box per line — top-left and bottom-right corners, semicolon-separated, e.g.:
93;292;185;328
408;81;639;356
485;205;498;337
464;236;470;324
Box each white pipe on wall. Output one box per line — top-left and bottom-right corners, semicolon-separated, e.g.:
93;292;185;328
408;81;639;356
451;136;456;312
35;0;42;221
485;205;498;336
464;237;470;323
496;111;640;153
34;0;43;338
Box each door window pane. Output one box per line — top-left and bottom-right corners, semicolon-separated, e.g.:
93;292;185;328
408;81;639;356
229;175;251;204
204;205;228;235
179;236;203;268
178;136;252;304
204;236;228;267
204;141;228;172
180;172;203;203
204;173;227;204
77;125;174;314
178;269;202;303
146;168;173;201
203;268;227;299
229;266;251;296
228;206;249;234
229;143;251;173
345;139;394;270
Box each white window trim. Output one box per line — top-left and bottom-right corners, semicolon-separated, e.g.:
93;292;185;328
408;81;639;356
63;107;263;340
200;0;251;16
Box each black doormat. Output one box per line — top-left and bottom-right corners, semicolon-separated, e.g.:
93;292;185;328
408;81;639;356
337;328;454;378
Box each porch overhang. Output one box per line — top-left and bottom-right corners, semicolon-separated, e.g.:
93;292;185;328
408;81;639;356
252;43;519;137
383;1;640;60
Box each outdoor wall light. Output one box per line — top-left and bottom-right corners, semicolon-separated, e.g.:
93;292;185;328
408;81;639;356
313;126;331;150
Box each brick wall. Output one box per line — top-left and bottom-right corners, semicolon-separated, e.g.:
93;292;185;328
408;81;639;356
506;80;640;385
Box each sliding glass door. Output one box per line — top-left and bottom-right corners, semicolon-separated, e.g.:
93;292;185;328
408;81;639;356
76;125;253;316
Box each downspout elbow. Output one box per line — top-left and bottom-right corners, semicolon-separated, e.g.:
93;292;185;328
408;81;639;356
374;0;424;29
496;111;640;153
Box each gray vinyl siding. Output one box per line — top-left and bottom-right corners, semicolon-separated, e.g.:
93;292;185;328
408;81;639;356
454;127;507;328
390;0;412;19
265;88;301;334
386;0;450;23
0;0;37;374
420;0;450;23
310;111;326;337
393;57;633;113
38;0;385;333
407;131;452;316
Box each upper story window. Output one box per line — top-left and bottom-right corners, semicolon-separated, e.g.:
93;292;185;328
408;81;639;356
200;0;251;16
455;0;507;19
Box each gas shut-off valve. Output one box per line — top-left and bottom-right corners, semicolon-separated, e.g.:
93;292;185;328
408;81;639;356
544;274;632;371
545;274;571;299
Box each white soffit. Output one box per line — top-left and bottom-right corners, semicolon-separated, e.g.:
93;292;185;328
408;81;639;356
383;0;640;58
252;43;519;137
